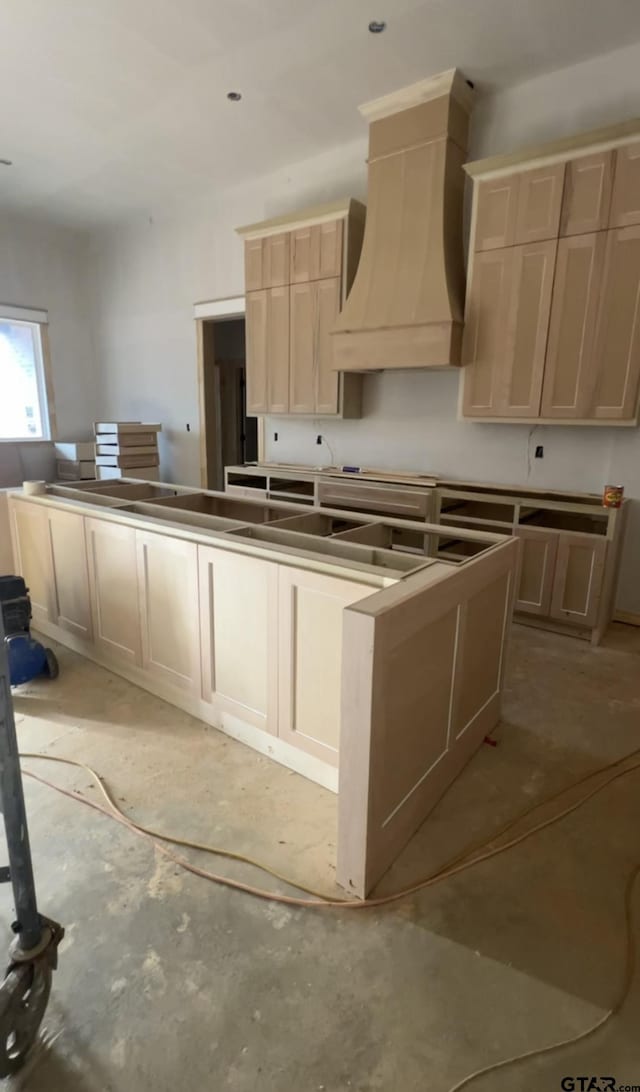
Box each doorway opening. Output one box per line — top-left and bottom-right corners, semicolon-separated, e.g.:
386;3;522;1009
198;315;258;490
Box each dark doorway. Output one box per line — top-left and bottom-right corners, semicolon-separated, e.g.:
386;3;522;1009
199;316;257;490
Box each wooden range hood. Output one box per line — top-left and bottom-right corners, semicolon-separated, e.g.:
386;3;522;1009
332;70;474;371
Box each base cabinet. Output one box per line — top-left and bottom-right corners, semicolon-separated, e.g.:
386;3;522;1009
10;501;55;627
514;527;607;633
514;527;558;616
48;508;92;640
136;531;201;697
85;517;142;668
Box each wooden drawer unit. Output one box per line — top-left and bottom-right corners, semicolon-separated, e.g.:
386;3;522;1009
318;478;431;520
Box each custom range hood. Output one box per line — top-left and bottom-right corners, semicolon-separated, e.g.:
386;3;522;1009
332;69;474;371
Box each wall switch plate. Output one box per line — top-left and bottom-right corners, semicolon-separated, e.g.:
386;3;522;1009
535;445;544;458
316;435;322;445
274;432;278;442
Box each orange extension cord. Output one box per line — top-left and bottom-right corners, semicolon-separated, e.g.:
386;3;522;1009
17;747;640;1091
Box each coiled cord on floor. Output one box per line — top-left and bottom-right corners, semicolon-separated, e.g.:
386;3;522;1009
16;746;640;1090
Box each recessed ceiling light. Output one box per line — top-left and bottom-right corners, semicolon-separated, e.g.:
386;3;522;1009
0;159;12;167
227;91;242;102
368;20;386;33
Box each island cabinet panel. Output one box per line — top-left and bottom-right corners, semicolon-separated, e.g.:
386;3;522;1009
549;534;607;628
48;508;92;640
9;500;55;627
277;567;373;766
136;531;201;697
514;526;558;616
560;151;614;235
610;140;640;227
85;518;142;668
514;163;564;244
198;546;276;732
338;541;516;897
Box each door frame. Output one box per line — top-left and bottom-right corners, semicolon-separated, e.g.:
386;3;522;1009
194;296;265;489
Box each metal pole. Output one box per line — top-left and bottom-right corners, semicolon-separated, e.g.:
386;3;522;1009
0;611;42;951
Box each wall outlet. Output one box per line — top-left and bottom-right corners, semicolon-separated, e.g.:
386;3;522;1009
316;434;322;445
535;445;544;458
274;431;278;442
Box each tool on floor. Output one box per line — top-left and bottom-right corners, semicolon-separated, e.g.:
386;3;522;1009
0;576;59;686
0;607;64;1075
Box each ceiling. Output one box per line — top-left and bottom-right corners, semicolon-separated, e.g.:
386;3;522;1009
1;0;640;226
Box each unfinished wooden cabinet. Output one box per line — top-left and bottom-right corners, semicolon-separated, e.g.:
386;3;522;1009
610;140;640;227
514;163;564;244
289;277;341;414
136;530;201;697
48;507;92;640
9;500;54;627
462;240;555;417
85;517;142;668
549;533;607;628
198;546;276;733
540;232;606;417
514;527;558;615
560;151;614;235
245;286;290;415
238;199;364;417
277;567;372;766
463;119;640;424
475;174;519;250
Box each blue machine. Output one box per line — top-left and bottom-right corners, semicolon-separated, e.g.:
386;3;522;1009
0;576;58;686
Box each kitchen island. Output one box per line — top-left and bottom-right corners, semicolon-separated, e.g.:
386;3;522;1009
7;479;516;896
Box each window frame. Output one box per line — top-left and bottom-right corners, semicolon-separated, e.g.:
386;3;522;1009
0;304;56;442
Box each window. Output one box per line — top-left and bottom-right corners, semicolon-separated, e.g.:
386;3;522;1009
0;307;50;440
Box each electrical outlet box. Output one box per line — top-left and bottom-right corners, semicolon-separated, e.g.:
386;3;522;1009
535;445;544;458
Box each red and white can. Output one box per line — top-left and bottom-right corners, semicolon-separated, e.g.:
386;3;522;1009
602;485;624;508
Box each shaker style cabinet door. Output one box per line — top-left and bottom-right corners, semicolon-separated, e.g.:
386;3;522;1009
549;534;607;628
474;175;519;250
560;151;614;236
290;220;343;283
136;531;201;697
462;247;514;415
514;163;564;244
266;285;291;414
9;501;54;627
289;281;318;414
85;517;142;667
609;140;640;228
498;239;557;417
588;225;640;419
48;507;92;640
262;232;290;288
513;527;558;616
245;290;269;414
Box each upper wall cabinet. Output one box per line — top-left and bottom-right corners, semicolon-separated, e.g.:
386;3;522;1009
462;119;640;424
237;200;364;417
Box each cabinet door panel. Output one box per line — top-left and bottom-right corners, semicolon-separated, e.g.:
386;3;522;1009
86;518;141;666
317;220;343;279
266;286;290;414
10;501;54;626
315;277;341;414
49;508;92;639
263;233;290;288
475;175;519;250
589;226;640;419
540;232;607;417
289;282;317;413
198;546;276;731
550;535;607;628
462;247;514;415
244;238;264;292
610;141;640;228
290;226;316;284
515;163;564;244
498;239;556;416
514;527;558;616
245;290;268;414
277;567;371;765
561;152;614;235
136;532;200;695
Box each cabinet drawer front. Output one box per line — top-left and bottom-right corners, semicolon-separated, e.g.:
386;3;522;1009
549;535;607;628
318;479;429;519
561;152;614;235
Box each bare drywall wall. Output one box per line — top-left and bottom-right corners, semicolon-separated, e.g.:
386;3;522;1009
88;41;640;612
0;214;98;456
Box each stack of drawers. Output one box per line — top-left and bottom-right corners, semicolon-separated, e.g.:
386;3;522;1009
94;421;162;480
54;441;96;481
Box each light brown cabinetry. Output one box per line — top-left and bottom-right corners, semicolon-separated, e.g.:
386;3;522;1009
514;527;558;615
48;508;92;640
463;121;640;423
10;501;54;627
85;517;142;667
238;200;364;417
136;531;201;697
549;534;607;628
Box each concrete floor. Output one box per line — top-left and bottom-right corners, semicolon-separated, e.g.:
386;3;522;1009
2;622;639;1091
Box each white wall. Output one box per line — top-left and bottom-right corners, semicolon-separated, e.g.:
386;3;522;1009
0;215;98;442
88;41;640;611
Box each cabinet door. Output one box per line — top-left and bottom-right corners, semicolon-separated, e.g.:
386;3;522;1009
498;239;557;416
289;281;317;414
588;225;640;419
262;233;290;288
48;508;92;640
514;527;558;616
462;247;515;415
245;289;269;414
10;500;54;627
290;221;343;283
315;277;342;413
198;546;276;732
277;567;371;765
266;285;290;414
475;175;519;250
561;152;614;235
515;163;564;244
244;238;264;292
540;232;607;418
610;141;640;227
85;518;142;666
550;534;607;628
136;531;200;696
